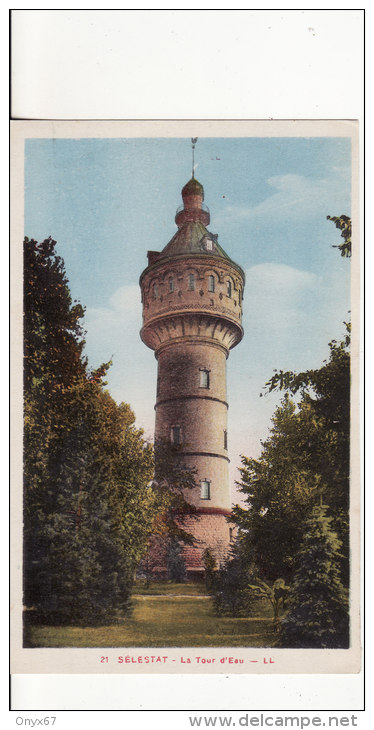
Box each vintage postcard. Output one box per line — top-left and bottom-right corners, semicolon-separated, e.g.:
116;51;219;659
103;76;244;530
11;119;361;677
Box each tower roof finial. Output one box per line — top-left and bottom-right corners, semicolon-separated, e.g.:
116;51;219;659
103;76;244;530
191;137;198;178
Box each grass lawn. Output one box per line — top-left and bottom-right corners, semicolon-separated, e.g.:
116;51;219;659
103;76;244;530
24;590;278;648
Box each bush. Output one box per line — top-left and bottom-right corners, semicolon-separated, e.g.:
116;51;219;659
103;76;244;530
212;553;257;617
279;505;349;648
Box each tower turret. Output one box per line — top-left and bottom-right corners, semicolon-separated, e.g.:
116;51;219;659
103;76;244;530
175;177;210;227
140;174;245;577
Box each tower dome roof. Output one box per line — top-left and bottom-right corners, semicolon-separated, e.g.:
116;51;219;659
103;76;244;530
182;177;204;199
160;221;232;262
143;175;245;281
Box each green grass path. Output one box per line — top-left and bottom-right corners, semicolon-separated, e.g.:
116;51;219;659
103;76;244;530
24;588;277;648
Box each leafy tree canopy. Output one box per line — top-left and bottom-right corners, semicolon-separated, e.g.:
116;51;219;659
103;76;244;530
23;237;160;625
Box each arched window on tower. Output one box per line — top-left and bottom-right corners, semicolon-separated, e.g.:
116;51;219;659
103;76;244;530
153;282;159;299
227;279;232;298
208;275;215;293
188;274;195;291
169;276;175;293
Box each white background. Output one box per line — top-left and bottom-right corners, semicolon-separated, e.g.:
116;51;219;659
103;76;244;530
7;5;368;727
11;9;363;121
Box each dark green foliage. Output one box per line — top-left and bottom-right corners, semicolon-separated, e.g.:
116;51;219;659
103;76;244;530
280;505;349;648
233;396;321;582
24;237;156;626
23;236;87;392
26;505;133;626
327;215;352;258
24;381;153;625
212;546;257;617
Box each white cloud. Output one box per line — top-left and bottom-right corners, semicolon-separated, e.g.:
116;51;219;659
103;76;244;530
221;170;350;223
244;262;319;334
83;284;141;344
238;260;349;382
246;262;317;294
108;284;141;314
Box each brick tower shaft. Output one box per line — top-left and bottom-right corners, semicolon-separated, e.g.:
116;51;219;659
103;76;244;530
155;340;229;511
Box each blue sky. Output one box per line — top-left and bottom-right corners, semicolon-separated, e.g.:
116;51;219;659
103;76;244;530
24;135;351;498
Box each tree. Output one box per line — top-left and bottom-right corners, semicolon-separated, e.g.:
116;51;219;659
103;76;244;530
258;326;351;584
23;236;87;392
25;356;157;625
232;395;323;582
23;236;87;505
280;504;349;648
23;237;158;625
226;216;351;625
212;539;258;617
327;215;352;258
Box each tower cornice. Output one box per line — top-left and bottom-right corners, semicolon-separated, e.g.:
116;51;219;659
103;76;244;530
140;252;245;286
140;311;244;354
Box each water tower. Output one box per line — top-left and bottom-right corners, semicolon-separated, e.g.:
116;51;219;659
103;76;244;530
140;153;245;577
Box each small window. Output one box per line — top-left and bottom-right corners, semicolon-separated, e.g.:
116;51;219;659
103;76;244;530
206;239;213;251
238;288;242;305
169;277;174;293
224;430;228;450
208;275;215;293
229;527;234;543
200;480;211;500
188;274;195;291
171;426;181;445
199;369;210;389
227;280;232;297
153;283;158;299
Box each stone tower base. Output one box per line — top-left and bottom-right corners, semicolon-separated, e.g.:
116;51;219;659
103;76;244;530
139;511;234;582
181;511;234;578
